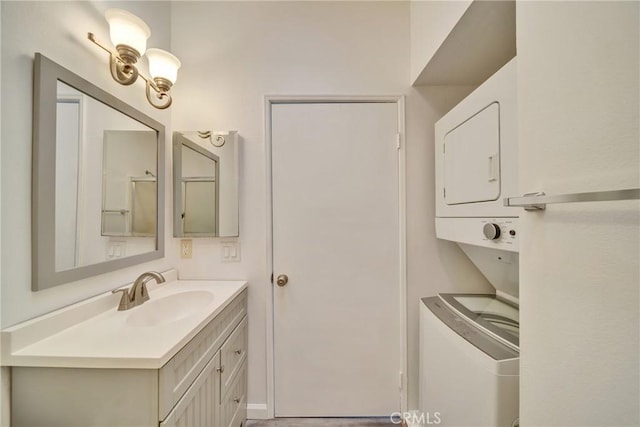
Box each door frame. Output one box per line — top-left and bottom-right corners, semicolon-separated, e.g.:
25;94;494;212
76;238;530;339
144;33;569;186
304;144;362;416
263;95;407;419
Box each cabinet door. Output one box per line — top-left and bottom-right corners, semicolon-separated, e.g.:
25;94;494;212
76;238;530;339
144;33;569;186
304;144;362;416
220;360;247;427
12;367;158;427
159;290;247;419
444;102;501;205
161;352;221;427
220;316;248;398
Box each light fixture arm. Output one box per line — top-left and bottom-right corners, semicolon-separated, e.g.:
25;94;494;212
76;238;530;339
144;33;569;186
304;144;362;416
143;76;173;110
88;33;139;86
88;32;176;110
88;32;112;55
110;51;139;85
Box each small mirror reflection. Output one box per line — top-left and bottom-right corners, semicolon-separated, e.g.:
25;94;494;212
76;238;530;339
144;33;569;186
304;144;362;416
181;143;219;234
173;131;238;237
54;81;158;272
102;130;157;237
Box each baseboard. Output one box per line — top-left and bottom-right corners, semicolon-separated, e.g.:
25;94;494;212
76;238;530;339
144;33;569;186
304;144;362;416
247;403;269;420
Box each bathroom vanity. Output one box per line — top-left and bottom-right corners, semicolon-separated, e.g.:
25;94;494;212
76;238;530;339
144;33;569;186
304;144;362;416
1;273;247;427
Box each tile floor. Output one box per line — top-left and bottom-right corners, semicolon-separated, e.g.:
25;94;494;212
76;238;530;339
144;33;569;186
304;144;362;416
245;418;397;426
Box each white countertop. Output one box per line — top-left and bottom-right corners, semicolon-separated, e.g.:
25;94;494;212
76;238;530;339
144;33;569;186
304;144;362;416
1;275;247;369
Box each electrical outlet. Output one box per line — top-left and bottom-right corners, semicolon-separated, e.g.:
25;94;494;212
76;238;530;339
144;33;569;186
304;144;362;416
180;239;192;259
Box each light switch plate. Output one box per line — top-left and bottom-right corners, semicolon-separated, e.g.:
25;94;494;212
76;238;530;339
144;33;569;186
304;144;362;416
107;241;126;259
221;240;240;262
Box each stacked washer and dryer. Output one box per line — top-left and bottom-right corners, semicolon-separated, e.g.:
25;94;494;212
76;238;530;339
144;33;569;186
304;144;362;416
420;58;520;427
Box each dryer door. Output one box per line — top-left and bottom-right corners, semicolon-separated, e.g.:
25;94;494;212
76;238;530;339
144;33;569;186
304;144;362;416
444;102;500;205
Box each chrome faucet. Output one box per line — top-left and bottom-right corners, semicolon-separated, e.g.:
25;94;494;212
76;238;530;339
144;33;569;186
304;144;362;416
112;271;166;311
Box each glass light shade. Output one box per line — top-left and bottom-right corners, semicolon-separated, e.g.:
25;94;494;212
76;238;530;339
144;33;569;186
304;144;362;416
146;48;181;84
105;9;151;56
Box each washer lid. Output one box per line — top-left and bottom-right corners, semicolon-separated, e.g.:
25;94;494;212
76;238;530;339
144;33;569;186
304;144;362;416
422;296;519;361
440;293;519;350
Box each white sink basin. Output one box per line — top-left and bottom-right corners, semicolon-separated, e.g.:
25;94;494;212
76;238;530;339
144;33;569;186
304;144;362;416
126;290;214;327
1;278;247;369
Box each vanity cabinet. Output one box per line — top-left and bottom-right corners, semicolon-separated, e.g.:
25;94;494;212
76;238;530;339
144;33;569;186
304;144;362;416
11;289;247;427
162;316;248;427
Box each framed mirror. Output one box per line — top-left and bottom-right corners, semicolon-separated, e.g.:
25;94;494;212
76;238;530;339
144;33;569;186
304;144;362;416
173;131;239;237
32;53;165;291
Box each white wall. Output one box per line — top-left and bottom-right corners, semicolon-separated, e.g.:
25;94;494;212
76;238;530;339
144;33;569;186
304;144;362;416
170;2;410;414
517;2;639;425
1;3;176;421
170;1;491;415
409;0;471;84
0;1;495;422
0;0;176;326
0;2;5;425
404;85;493;409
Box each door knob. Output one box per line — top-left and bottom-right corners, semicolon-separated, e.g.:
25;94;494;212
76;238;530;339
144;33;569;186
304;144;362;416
276;274;289;287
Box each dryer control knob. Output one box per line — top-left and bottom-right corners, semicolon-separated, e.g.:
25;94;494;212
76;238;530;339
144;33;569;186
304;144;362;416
483;223;501;240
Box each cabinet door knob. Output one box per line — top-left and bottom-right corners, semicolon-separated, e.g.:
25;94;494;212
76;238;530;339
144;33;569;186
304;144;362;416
233;397;241;404
216;365;225;373
234;349;242;355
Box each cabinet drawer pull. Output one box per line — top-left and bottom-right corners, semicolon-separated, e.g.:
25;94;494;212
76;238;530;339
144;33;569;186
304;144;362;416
233;397;241;404
216;365;225;373
234;349;242;355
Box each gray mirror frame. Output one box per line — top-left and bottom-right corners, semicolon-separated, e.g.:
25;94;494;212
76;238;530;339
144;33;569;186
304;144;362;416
32;53;165;291
172;132;221;237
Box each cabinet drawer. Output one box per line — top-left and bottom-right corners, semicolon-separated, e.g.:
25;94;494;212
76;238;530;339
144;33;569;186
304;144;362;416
161;352;221;427
220;316;248;398
159;289;247;420
220;360;247;427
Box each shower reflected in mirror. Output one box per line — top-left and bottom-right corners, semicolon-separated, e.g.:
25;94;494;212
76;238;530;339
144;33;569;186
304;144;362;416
173;131;239;237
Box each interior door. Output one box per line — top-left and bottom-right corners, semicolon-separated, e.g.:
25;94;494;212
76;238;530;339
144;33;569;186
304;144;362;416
271;101;402;417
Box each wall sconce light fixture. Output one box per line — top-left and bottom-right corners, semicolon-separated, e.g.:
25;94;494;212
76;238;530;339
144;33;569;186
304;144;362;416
88;8;181;109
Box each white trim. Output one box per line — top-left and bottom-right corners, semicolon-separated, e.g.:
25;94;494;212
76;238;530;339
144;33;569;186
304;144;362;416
264;95;408;417
264;96;276;419
397;96;408;413
267;95;405;104
247;403;270;420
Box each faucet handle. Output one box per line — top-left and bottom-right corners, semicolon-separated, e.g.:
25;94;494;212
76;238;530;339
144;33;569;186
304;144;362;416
112;288;133;311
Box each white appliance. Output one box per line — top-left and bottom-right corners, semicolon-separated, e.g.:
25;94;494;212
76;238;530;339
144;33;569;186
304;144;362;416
420;58;521;427
420;295;519;427
435;57;517;220
434;57;519;301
